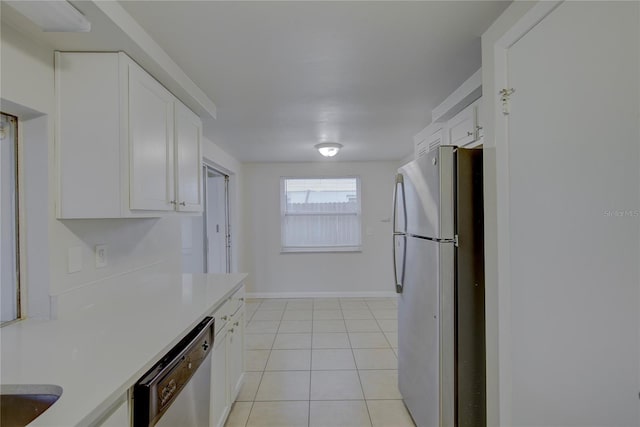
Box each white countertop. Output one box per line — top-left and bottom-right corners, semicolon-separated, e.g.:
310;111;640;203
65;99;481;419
0;272;247;426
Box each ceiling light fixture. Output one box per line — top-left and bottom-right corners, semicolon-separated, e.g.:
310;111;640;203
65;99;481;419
6;0;91;32
315;142;343;157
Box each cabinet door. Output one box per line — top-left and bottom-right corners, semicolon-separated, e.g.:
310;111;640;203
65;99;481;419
427;128;445;152
448;103;477;147
475;100;484;140
210;330;229;427
175;103;203;212
227;310;245;401
128;63;175;211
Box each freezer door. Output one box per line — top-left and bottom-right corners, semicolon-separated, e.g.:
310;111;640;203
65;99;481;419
398;147;454;239
398;237;455;427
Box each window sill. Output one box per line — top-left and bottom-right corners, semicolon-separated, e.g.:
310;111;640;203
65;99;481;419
281;246;362;254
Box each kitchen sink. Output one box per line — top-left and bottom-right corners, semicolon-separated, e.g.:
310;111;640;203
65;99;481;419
0;385;62;427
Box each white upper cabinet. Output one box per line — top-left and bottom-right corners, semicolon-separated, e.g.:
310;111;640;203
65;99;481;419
413;70;483;159
174;103;203;212
128;63;175;212
447;100;480;147
55;52;203;218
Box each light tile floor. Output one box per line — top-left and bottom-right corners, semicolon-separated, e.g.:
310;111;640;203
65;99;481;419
225;297;415;427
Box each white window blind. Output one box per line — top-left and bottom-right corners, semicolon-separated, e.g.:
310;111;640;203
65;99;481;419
281;177;362;252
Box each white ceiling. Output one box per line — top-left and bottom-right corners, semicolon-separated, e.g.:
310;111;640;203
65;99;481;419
4;1;510;162
120;1;509;162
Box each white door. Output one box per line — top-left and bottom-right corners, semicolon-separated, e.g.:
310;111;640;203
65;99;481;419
205;170;229;273
128;63;175;211
175;103;203;212
181;166;230;274
501;2;639;425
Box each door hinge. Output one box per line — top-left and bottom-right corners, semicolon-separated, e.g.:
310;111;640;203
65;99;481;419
499;88;515;116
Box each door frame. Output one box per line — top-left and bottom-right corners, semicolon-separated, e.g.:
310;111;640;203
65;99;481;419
489;2;562;425
202;164;231;273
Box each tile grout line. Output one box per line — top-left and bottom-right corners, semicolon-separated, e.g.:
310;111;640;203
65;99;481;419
308;299;315;427
238;298;400;427
237;300;258;427
239;298;264;427
341;299;374;427
367;300;396;350
243;298;286;427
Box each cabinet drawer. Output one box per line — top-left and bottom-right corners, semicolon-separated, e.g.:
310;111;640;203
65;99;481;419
227;287;245;316
213;300;231;335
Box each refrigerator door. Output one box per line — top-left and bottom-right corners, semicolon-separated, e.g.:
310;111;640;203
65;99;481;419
398;147;454;240
398;236;455;427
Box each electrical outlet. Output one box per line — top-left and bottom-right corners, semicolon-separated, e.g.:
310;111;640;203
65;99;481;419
95;244;108;268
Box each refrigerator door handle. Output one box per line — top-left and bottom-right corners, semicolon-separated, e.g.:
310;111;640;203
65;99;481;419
393;234;407;294
392;173;407;293
392;234;400;293
393;173;407;234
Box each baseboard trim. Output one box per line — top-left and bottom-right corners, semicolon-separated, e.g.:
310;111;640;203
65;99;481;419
245;291;397;299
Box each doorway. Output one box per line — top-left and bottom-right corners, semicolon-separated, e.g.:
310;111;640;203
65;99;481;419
0;112;20;323
181;165;230;274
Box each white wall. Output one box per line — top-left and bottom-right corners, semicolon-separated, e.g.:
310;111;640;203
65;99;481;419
483;1;640;425
242;161;398;297
0;23;242;318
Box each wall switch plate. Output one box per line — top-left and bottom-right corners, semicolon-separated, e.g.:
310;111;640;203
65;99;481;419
95;244;107;268
67;246;82;273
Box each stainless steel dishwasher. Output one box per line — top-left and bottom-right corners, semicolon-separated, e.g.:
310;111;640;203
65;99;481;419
133;317;215;427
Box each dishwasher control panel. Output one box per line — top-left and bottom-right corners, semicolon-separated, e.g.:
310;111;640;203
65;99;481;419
156;330;211;410
133;316;215;427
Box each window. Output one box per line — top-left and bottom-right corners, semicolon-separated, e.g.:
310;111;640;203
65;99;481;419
281;177;361;252
1;113;20;323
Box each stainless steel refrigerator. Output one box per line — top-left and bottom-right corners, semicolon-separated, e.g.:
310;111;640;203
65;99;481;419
392;146;485;427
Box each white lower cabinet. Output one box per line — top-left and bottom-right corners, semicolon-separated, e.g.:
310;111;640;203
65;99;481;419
210;291;245;427
227;310;245;400
210;326;229;427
